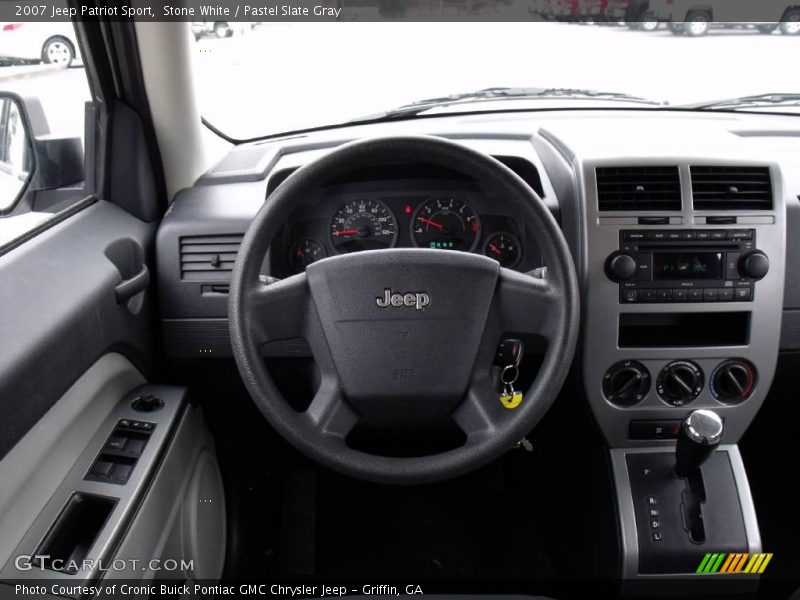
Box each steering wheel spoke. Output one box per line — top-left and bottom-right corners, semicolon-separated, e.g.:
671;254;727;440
248;274;312;345
492;267;563;338
453;374;514;440
304;374;359;439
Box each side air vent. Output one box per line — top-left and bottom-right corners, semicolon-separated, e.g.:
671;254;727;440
179;235;243;282
596;166;681;212
691;166;773;210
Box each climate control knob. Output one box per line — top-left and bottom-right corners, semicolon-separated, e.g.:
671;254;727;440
710;359;757;404
739;251;769;280
603;360;651;407
605;252;638;282
657;360;704;407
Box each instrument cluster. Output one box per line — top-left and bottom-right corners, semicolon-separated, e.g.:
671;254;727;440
274;184;533;276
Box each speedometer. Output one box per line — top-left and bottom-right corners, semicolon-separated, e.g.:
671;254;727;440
330;198;398;253
411;196;481;252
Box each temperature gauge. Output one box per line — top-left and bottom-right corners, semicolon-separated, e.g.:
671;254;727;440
290;239;326;272
484;233;521;267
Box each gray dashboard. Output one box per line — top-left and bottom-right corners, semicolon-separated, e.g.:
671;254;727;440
156;108;800;447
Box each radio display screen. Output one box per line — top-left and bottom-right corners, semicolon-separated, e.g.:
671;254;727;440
653;252;723;280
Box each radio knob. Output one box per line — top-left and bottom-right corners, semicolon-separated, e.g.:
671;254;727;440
739;251;769;280
606;252;638;282
711;359;757;404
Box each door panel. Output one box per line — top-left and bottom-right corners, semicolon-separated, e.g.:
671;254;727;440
0;199;156;460
0;353;144;568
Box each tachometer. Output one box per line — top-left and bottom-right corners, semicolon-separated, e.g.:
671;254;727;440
411;196;481;252
330;198;398;253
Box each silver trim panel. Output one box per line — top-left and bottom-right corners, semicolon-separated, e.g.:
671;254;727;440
611;445;761;581
1;384;187;581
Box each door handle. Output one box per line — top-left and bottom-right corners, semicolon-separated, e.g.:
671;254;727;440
115;265;149;303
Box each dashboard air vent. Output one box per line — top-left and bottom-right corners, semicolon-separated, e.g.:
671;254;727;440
179;234;243;282
596;166;681;212
691;166;772;210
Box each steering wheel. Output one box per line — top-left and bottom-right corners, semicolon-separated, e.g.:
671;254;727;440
229;136;579;484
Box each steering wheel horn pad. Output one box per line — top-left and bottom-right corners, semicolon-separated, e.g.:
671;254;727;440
307;248;499;423
229;135;579;484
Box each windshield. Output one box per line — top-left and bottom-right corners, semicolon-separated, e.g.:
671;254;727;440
193;18;799;140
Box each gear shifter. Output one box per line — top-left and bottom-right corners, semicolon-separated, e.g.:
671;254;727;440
675;409;724;478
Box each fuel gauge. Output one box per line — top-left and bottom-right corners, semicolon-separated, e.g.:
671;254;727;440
290;239;326;272
484;233;521;268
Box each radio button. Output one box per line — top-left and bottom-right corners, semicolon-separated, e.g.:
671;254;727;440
718;288;734;301
641;290;658;302
688;290;704;302
622;289;638;303
673;289;689;302
704;289;719;301
634;253;652;280
623;231;649;241
725;252;742;280
727;229;753;240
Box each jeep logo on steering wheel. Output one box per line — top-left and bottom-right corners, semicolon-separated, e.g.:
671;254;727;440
376;288;431;310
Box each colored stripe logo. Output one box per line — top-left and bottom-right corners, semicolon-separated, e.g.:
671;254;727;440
696;552;773;574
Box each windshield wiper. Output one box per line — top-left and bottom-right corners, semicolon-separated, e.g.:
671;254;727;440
690;93;800;111
351;87;664;122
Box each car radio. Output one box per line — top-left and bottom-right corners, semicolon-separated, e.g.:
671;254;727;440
605;229;769;304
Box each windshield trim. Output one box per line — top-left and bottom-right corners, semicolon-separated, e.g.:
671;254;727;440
204;106;800;145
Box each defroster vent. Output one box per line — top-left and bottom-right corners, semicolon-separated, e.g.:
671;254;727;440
596;166;681;212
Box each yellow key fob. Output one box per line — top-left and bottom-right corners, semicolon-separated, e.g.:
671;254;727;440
500;390;523;409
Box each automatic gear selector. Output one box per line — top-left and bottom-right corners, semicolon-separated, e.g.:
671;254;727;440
675;409;724;477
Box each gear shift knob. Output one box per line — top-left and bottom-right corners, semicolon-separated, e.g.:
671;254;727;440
675;409;724;478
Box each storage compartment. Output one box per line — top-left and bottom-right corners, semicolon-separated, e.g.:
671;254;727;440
34;493;117;573
619;312;750;348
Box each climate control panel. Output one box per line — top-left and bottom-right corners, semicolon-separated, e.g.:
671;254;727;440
602;359;758;409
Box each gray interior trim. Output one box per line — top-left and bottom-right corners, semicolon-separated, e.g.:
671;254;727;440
104;405;224;581
611;445;761;581
558;147;787;447
0;353;145;570
0;199;156;460
1;382;187;581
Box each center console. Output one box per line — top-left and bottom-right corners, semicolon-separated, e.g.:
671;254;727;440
538;126;786;586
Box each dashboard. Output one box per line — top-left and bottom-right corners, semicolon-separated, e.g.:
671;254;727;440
155;107;800;452
153;108;800;583
269;176;542;278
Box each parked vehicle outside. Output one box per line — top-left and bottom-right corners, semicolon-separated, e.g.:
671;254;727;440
603;0;629;22
578;0;610;22
0;22;80;66
649;0;800;36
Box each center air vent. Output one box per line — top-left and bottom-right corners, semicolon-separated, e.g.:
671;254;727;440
691;166;772;210
179;234;243;282
596;166;681;212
